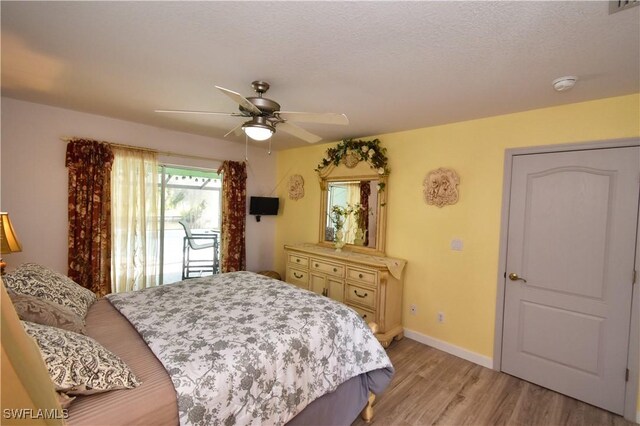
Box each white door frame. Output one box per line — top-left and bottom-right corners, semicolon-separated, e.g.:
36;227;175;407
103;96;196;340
493;138;640;421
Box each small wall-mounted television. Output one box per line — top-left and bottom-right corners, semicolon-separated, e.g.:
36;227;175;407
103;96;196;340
249;196;279;221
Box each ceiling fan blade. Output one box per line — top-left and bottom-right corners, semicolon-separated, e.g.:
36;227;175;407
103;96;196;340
155;109;244;117
224;122;244;138
214;86;261;115
277;112;349;126
277;122;322;144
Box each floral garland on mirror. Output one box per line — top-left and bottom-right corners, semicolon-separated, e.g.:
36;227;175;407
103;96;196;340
315;138;389;177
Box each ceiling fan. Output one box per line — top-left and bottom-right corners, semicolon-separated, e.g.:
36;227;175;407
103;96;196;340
156;81;349;143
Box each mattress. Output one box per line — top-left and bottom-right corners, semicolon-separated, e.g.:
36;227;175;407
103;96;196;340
67;298;392;426
67;298;179;426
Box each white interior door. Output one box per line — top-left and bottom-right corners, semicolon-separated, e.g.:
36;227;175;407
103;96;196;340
501;147;639;414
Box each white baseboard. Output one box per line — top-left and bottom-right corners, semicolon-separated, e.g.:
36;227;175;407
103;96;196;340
403;328;493;369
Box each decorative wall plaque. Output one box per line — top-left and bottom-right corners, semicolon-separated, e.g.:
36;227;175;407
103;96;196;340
288;174;305;200
424;168;460;207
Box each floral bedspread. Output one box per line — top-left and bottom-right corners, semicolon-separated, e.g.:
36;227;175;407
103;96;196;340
107;271;393;426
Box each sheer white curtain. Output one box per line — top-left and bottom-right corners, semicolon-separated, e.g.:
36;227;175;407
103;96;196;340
111;147;159;293
345;182;361;242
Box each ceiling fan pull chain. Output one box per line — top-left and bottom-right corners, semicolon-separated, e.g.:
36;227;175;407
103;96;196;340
245;134;249;162
268;139;272;155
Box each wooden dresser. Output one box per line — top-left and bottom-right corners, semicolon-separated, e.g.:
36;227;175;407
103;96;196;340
284;243;406;348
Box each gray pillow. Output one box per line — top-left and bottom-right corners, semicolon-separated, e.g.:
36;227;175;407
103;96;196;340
8;290;86;335
22;321;140;395
4;263;96;318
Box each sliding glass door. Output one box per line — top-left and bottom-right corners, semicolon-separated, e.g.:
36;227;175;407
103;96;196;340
158;166;222;284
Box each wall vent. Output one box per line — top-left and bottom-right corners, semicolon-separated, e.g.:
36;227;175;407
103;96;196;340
609;0;639;14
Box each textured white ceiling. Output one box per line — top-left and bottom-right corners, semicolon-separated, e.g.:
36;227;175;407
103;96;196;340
2;1;638;149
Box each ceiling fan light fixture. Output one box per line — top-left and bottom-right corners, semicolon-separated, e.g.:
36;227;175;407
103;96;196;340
244;126;273;141
159;81;346;144
242;117;275;141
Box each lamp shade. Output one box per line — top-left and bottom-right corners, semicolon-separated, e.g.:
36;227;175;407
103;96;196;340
1;212;23;254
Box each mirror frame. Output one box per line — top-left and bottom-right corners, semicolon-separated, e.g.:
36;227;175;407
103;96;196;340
318;160;388;255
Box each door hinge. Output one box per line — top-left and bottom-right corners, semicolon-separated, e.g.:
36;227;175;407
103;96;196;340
626;368;630;382
633;270;637;285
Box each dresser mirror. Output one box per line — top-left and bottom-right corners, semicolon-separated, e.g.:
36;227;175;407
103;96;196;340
318;159;388;254
325;180;380;248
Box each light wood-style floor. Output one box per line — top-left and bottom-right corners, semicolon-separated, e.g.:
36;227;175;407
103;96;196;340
352;338;634;426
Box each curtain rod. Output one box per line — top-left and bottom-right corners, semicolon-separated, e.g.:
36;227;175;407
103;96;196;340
60;137;237;164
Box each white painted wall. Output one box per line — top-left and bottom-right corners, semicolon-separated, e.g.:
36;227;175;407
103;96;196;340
0;97;278;275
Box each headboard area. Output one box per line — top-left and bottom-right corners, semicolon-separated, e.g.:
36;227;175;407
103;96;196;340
0;279;63;426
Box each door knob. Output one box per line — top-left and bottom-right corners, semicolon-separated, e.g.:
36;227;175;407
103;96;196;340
508;273;527;283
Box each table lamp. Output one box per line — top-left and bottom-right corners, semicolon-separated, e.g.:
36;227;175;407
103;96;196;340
1;212;22;274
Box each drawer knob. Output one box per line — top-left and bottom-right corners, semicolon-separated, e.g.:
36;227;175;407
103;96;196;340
358;273;364;279
362;314;367;319
333;268;337;272
293;272;303;279
354;289;368;298
315;263;319;267
296;259;300;263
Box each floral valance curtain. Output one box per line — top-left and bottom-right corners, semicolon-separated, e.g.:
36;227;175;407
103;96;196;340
66;139;114;297
218;161;247;272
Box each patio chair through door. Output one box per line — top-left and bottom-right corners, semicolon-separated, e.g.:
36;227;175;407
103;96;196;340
178;220;219;280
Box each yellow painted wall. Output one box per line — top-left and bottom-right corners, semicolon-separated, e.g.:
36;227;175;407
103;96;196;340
275;94;640;411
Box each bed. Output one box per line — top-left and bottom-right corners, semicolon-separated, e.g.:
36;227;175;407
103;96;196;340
60;271;393;426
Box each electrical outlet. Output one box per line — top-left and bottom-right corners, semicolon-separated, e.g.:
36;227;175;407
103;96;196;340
410;304;417;315
437;312;445;323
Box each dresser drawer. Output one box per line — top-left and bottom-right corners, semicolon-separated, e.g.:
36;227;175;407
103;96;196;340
310;258;345;277
286;267;309;289
283;243;406;349
288;253;309;268
348;304;376;323
346;267;377;287
345;283;376;308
